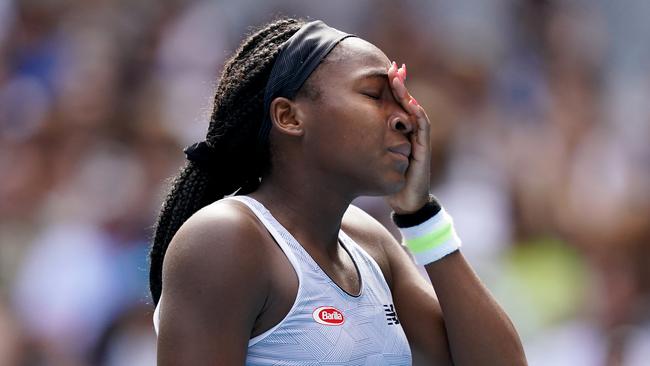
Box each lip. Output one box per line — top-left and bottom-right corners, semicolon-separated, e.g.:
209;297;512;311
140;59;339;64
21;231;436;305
387;143;411;160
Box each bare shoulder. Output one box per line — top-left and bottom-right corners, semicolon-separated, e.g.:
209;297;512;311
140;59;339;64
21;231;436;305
342;204;403;288
157;199;272;364
162;198;273;295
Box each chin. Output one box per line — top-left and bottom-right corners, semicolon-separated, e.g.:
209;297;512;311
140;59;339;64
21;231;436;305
363;174;406;197
351;164;407;196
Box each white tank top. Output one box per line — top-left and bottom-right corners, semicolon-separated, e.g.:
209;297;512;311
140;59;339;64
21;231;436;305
153;195;412;365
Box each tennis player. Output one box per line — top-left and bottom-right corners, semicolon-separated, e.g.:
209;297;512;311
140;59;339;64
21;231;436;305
149;18;526;365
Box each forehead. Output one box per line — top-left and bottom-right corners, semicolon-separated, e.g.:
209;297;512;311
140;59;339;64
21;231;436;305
326;37;390;67
314;37;391;81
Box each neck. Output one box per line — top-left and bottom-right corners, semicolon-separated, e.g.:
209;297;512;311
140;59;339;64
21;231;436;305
250;169;354;256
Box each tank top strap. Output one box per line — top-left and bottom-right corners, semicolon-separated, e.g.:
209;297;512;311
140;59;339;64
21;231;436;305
227;196;330;274
224;195;308;280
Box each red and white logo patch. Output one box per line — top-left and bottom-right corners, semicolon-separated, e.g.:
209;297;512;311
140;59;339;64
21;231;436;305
312;306;345;326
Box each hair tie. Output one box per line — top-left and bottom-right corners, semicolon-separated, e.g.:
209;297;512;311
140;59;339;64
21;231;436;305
184;141;217;166
183;141;252;183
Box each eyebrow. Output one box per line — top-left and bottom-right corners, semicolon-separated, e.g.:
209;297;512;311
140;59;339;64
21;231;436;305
357;70;389;81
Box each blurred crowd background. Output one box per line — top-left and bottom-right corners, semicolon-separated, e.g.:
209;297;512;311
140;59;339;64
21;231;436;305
0;0;649;365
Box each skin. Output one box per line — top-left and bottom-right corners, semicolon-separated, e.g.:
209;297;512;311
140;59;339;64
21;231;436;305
157;37;527;365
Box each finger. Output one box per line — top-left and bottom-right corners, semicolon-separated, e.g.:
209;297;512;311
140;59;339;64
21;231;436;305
392;76;429;147
397;64;406;83
391;75;416;112
387;61;406;102
387;61;398;81
388;63;430;138
408;99;430;147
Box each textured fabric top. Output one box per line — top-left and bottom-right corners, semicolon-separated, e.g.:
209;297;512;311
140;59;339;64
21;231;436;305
152;195;413;365
232;196;412;365
258;20;356;144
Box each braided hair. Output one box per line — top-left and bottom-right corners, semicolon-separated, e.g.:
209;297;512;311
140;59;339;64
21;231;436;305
149;18;307;305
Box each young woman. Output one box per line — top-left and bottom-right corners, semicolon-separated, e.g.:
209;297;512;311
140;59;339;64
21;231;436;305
149;18;527;365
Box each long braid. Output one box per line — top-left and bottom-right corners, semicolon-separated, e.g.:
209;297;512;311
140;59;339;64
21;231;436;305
149;18;305;305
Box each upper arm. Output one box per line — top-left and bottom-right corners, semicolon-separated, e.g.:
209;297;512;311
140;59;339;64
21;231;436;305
343;205;452;364
156;201;269;365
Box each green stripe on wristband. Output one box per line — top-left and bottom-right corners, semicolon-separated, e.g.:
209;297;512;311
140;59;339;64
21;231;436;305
405;223;454;254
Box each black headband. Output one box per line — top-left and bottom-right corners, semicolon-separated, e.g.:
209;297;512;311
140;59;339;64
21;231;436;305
257;20;356;145
185;20;355;168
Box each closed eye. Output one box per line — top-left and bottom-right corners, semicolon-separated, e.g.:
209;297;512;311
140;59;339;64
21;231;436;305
362;92;381;100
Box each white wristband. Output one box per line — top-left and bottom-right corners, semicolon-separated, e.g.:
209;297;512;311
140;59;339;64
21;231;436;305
398;208;462;265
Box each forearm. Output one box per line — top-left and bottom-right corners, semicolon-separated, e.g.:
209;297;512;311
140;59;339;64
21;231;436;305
425;250;527;366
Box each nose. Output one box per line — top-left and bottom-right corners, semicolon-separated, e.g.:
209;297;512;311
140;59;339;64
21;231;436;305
388;113;414;134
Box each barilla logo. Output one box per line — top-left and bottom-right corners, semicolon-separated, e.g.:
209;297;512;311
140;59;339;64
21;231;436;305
312;306;345;326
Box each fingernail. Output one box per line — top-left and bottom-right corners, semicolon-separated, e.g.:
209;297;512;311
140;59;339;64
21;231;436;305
402;64;407;80
410;97;419;106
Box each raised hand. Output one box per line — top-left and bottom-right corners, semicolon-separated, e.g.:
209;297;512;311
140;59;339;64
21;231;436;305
385;61;432;214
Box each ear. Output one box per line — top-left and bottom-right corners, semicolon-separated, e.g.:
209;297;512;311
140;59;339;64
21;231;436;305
269;97;305;137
